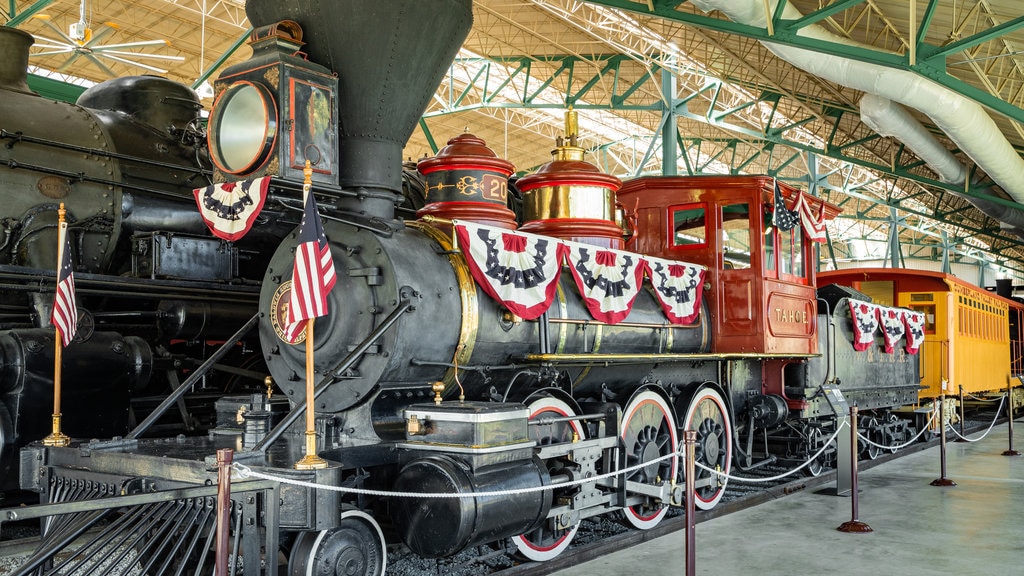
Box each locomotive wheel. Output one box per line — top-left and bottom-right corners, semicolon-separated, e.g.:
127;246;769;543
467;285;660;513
803;425;835;477
619;389;677;530
288;512;386;576
860;416;882;460
511;395;586;561
678;386;732;510
882;413;903;453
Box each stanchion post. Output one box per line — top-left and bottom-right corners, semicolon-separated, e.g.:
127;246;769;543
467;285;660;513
684;429;696;576
955;385;967;443
837;406;872;533
930;396;957;486
215;448;234;576
1002;380;1020;457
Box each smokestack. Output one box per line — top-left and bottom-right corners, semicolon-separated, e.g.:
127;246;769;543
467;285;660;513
245;0;474;219
0;27;35;95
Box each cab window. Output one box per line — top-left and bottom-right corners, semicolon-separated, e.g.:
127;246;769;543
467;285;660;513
722;202;751;269
671;204;707;247
777;224;808;284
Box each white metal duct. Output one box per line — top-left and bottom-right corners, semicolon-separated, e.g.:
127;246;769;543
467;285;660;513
690;0;1024;206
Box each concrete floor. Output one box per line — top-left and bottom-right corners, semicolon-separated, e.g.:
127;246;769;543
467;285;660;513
550;419;1024;576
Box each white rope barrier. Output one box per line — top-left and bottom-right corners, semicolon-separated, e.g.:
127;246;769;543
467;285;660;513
237;406;956;498
233;446;681;499
236;420;851;496
946;395;1006;443
694;420;848;483
856;409;937;451
965;393;1002;403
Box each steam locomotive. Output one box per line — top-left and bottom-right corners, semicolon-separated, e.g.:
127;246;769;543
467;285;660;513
0;23;303;496
2;1;933;574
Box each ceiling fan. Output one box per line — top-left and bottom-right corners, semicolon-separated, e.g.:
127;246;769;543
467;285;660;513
29;0;184;77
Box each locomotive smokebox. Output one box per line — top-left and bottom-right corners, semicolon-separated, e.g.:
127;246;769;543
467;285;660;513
245;0;474;219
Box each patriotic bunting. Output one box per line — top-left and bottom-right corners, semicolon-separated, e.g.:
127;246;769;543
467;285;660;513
193;176;272;241
846;300;923;355
453;220;706;325
879;307;906;354
564;242;647;325
902;310;925;354
646;256;706;325
849;301;881;352
453;220;567;320
794;190;827;243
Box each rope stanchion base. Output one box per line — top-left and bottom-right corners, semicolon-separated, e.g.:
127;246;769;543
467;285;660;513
1001;448;1021;456
930;477;957;487
837;520;873;533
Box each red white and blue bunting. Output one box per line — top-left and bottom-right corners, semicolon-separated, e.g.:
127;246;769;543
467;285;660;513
878;307;906;354
849;300;923;354
902;310;925;354
850;301;882;351
794;190;827;243
194;176;272;241
564;243;647;324
452;220;706;325
453;221;567;320
646;256;706;324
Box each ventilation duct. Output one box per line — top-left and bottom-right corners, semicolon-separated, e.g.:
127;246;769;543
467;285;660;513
859;94;1024;235
690;0;1024;231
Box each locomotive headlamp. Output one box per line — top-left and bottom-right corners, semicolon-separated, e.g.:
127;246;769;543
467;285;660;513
206;20;338;185
208;81;277;175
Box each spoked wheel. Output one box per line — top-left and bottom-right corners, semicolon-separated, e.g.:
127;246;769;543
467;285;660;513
511;395;586;562
802;425;836;477
677;385;732;510
288;511;386;576
860;416;882;460
619;389;677;530
882;413;905;453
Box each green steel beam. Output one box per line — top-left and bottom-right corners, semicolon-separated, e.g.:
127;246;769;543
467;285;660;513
418;119;438;155
921;15;1024;63
26;73;85;102
4;0;53;28
581;1;1024;124
916;0;941;49
192;28;251;91
786;0;867;32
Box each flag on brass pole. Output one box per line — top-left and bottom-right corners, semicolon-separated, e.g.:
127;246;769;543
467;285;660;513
44;203;74;447
283;168;337;344
52;209;77;346
289;161;335;470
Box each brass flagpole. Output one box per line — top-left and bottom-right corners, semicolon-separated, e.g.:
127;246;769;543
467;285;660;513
295;319;326;469
43;203;70;447
295;162;328;470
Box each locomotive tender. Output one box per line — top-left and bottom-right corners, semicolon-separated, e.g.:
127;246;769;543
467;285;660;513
2;1;937;574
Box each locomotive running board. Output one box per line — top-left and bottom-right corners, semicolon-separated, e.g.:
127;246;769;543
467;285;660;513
519;351;819;365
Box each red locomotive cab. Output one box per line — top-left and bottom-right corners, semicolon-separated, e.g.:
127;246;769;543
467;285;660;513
618;175;840;355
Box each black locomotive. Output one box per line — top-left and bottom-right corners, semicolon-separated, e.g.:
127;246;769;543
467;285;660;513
3;1;927;574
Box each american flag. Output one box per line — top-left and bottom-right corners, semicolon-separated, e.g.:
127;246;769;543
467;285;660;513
51;220;77;346
772;180;800;231
284;185;337;343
